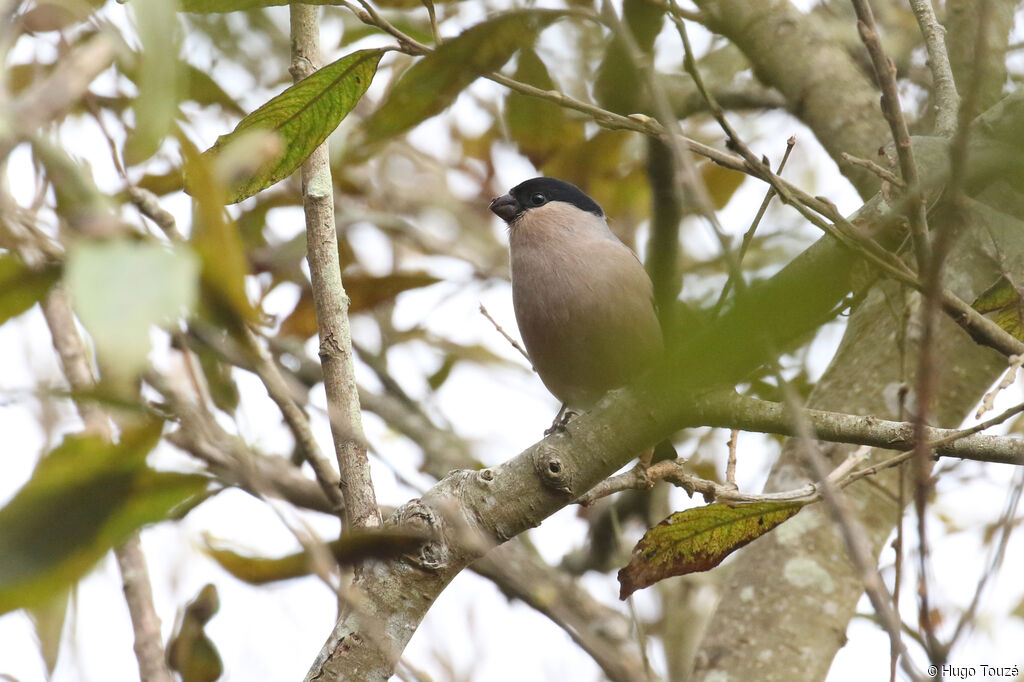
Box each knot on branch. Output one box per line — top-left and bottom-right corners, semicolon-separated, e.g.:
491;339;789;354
391;499;448;572
533;444;575;497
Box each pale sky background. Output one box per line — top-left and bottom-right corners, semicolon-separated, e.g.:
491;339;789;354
2;1;1024;680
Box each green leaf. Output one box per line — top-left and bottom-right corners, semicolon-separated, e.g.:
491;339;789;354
362;10;566;143
0;422;208;614
0;255;60;325
617;501;806;599
972;275;1024;341
65;240;199;385
123;0;184;165
188;49;384;204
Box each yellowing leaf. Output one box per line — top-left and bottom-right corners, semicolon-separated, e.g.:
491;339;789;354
362;10;567;143
700;161;746;209
0;422;208;614
617;501;806;599
972;275;1024;341
506;48;584;167
188;49;384;203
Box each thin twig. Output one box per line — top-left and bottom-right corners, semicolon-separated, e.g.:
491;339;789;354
851;0;932;272
128;186;186;242
725;429;738;489
840;152;906;189
975;355;1022;419
479;303;530;364
242;326;346;516
908;0;960;137
713;136;796;313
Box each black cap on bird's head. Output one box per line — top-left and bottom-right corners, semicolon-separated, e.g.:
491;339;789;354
489;177;604;224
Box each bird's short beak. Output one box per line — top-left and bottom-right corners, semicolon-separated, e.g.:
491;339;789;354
489;193;521;223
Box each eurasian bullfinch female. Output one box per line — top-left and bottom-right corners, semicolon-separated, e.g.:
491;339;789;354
489;177;664;418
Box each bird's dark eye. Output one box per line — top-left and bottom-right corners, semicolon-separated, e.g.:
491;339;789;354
529;193;547;206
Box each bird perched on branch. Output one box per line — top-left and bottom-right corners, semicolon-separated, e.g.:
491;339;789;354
489;177;665;432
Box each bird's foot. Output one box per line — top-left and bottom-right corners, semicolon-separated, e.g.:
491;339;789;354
544;409;578;436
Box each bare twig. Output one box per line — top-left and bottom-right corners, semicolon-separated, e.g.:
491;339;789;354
851;0;932;271
713;136;796;313
725;429;738;489
479;303;530;364
840;152;906;189
908;0;961;136
241;326;346;516
128;186;186;242
975;355;1022;419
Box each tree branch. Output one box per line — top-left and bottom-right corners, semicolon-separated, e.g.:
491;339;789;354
289;5;379;531
42;288;174;682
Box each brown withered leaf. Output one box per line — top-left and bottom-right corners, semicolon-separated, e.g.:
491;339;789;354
279;271;441;339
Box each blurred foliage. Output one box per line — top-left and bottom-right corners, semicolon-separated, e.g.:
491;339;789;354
4;0;1024;676
66;239;199;386
167;584;224;682
0;422;207;614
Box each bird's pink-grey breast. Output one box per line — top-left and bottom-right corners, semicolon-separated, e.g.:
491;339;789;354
490;178;663;409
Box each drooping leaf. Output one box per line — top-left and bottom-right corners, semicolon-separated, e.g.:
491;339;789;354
188;49;384;203
123;0;184;165
0;255;60;325
205;528;429;584
27;588;69;674
185;64;245;116
427;354;457;390
65;240;199;385
362;10;567;143
181;138;260;328
167;584;223;682
972;275;1024;341
0;421;208;614
617;501;806;599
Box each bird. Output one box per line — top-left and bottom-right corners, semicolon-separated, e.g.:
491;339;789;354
489;177;665;431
